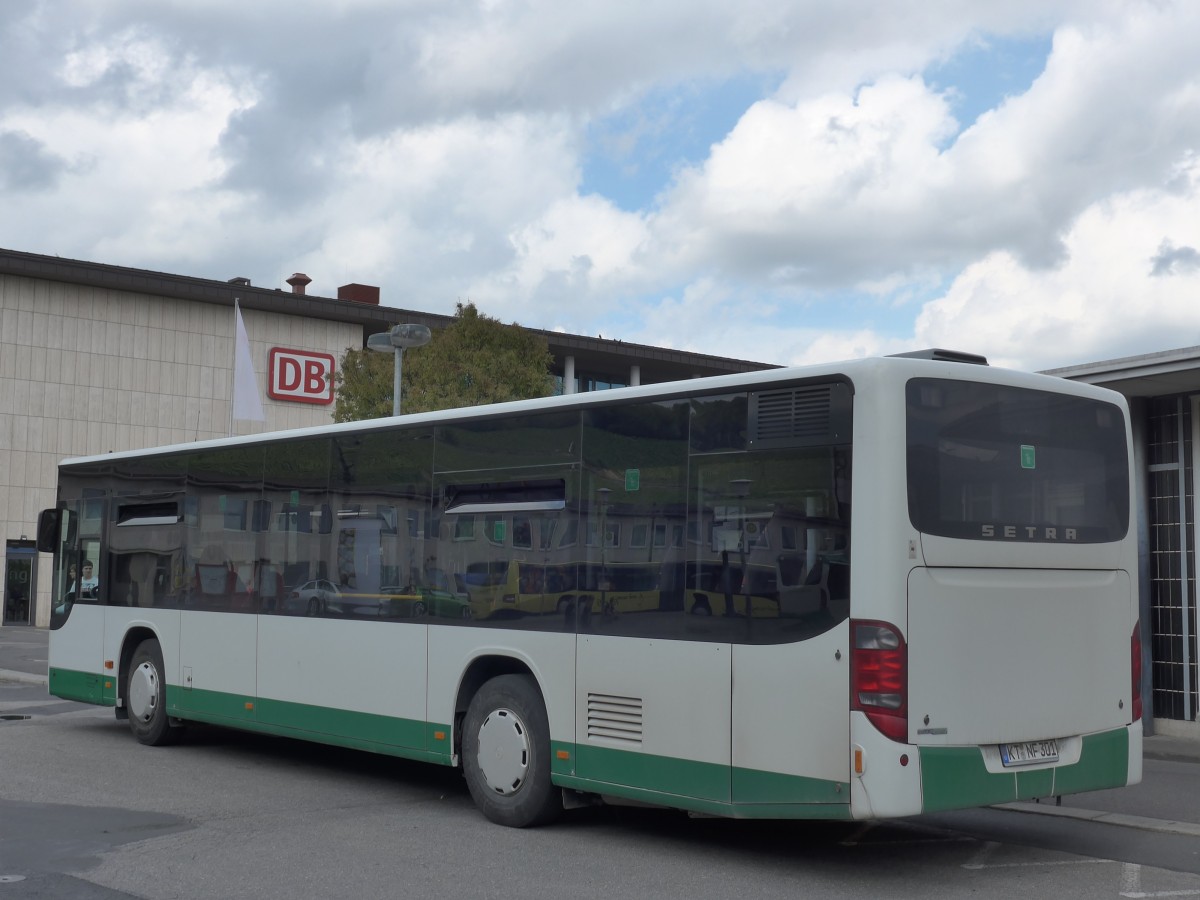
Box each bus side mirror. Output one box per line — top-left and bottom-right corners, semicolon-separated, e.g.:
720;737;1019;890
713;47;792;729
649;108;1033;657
36;508;61;553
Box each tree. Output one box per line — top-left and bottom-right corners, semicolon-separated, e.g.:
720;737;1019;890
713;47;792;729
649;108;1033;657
333;302;556;422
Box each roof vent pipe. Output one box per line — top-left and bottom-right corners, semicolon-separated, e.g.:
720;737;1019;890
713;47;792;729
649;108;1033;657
286;273;312;295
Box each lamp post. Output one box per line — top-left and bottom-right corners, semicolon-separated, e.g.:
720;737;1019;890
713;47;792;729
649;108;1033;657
368;324;432;416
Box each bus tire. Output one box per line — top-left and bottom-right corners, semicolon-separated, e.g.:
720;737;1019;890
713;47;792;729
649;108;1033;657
127;639;182;747
462;674;561;828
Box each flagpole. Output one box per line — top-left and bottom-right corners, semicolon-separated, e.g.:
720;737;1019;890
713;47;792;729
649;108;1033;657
230;299;239;437
232;298;268;432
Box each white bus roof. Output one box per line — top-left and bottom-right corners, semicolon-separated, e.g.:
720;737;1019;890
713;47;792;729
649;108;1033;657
57;352;1125;468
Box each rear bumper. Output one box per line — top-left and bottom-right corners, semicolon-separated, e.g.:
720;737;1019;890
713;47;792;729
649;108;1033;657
918;721;1142;813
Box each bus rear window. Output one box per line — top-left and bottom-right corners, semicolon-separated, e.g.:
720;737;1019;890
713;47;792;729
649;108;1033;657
906;378;1129;543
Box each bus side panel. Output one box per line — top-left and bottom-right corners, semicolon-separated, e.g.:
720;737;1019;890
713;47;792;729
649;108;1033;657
177;610;258;724
47;605;107;704
575;635;732;804
256;617;428;750
428;627;577;764
731;622;851;807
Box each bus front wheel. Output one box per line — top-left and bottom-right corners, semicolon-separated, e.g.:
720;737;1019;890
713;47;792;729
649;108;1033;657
127;639;182;746
462;674;561;827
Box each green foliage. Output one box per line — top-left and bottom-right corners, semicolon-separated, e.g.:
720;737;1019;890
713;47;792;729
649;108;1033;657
333;302;555;422
332;342;395;423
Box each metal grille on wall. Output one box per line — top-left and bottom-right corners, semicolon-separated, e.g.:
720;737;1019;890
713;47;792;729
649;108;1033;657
1146;396;1198;721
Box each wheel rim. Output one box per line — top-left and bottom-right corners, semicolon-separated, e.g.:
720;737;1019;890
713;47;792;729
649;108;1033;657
128;660;159;723
476;708;530;796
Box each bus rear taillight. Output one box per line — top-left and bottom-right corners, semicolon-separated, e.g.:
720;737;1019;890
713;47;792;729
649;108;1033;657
851;620;908;742
1132;621;1143;722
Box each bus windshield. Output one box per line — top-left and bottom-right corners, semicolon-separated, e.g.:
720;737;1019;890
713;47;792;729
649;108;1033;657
906;378;1129;543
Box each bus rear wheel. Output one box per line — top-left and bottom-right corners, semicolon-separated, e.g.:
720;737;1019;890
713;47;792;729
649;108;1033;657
127;638;182;746
462;674;561;827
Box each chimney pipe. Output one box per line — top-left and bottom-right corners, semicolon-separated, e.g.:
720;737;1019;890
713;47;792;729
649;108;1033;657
337;283;381;305
286;273;312;295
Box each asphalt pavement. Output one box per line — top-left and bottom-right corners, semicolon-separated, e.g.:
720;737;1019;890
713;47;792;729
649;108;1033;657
3;623;1198;832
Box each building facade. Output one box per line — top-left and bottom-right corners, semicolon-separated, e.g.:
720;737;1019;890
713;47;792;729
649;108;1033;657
0;248;767;629
1052;349;1200;739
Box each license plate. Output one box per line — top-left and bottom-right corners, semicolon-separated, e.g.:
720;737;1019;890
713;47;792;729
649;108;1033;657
999;739;1059;767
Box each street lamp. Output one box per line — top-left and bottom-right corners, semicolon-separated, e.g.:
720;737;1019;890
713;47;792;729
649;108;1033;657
368;324;432;416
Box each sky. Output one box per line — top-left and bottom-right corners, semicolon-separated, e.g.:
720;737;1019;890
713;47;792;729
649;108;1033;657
2;1;1199;373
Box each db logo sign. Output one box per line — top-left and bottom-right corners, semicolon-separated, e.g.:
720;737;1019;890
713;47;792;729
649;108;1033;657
268;348;335;405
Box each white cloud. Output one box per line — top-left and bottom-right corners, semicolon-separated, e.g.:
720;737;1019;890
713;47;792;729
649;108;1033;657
297;114;585;305
1;0;1199;375
916;154;1200;371
649;75;958;285
474;194;650;315
0;28;256;262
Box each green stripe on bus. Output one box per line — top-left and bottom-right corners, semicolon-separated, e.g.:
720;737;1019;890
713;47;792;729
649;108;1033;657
255;697;428;750
163;686;454;765
179;711;454;766
167;685;256;722
165;687;433;751
556;743;848;810
1051;727;1129;796
574;744;729;801
48;667;115;707
732;766;848;805
919;727;1130;812
553;773;853;820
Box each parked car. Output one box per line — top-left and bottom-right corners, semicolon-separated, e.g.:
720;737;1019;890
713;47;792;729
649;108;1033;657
286;579;342;616
379;585;473;619
286;579;385;617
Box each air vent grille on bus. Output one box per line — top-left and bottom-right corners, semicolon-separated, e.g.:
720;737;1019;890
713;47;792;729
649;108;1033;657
587;693;644;745
748;382;851;449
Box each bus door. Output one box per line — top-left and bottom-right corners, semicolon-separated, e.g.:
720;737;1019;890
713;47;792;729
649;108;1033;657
45;499;109;704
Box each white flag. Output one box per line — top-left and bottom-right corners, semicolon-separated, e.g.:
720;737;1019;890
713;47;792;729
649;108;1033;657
232;301;266;422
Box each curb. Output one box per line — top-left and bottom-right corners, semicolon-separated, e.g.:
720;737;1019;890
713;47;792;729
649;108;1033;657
1143;749;1200;765
997;801;1200;837
0;668;47;686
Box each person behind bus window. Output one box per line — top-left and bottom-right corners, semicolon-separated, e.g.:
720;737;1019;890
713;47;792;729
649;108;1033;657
79;560;98;599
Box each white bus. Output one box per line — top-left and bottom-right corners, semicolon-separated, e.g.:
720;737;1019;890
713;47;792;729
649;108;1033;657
37;350;1142;827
